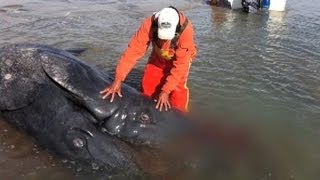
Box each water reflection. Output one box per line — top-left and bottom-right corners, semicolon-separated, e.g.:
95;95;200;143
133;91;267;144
204;4;320;179
210;6;229;26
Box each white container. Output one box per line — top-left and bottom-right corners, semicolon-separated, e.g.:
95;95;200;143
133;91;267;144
228;0;243;9
269;0;287;11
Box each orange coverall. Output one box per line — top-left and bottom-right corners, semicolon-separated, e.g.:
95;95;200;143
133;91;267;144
115;12;197;112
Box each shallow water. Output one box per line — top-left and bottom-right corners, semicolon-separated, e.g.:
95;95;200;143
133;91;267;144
0;0;320;179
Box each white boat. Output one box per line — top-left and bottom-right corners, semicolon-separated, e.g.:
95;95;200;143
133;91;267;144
226;0;287;11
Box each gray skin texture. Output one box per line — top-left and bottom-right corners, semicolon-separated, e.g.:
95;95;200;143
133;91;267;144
0;44;193;173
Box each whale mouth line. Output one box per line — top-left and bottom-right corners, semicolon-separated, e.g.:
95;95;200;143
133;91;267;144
101;127;117;136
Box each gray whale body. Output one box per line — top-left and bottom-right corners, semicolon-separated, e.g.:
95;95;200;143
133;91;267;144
0;44;192;174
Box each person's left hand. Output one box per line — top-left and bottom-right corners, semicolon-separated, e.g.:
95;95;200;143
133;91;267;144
155;91;171;111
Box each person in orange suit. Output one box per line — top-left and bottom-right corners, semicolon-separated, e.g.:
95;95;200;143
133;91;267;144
100;6;197;112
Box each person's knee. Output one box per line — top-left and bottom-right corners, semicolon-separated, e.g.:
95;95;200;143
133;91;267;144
170;89;189;112
172;104;188;112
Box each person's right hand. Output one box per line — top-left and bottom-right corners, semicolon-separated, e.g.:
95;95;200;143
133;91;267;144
100;79;123;102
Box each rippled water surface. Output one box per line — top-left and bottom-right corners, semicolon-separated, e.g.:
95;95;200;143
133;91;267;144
1;0;320;179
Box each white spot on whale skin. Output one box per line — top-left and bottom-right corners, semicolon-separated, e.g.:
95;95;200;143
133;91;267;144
115;125;121;133
140;124;146;128
121;114;127;120
5;59;12;66
40;54;49;60
93;108;103;114
114;113;119;118
4;74;12;80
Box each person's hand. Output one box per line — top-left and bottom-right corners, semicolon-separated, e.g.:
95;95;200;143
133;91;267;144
155;91;171;111
100;79;122;102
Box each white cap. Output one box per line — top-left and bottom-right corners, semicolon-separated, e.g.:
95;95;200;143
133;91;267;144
156;8;179;40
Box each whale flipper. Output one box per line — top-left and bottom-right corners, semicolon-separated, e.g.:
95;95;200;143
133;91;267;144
40;51;120;122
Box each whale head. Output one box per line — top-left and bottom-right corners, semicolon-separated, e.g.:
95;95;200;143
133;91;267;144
102;95;194;147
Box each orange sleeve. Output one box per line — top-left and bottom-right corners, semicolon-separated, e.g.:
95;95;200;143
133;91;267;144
115;17;153;81
161;22;197;94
